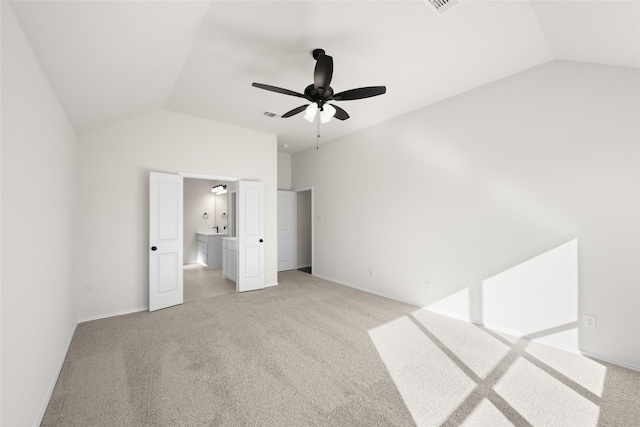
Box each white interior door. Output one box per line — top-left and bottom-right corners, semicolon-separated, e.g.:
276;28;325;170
149;172;183;311
237;180;264;292
277;190;297;272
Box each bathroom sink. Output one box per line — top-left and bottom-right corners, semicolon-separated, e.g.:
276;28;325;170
196;228;228;236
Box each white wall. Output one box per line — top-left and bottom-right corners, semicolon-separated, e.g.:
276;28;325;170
76;110;277;319
292;60;639;369
1;3;79;425
278;151;291;190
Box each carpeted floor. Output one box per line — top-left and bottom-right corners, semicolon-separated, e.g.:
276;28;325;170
183;264;236;302
42;271;639;426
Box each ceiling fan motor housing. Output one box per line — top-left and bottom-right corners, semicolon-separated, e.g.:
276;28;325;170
304;84;334;106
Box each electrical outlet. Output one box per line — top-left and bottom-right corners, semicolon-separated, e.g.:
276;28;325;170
426;281;432;291
369;269;375;278
317;215;323;222
583;314;597;329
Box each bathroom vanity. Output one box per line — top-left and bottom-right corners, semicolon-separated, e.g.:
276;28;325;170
222;237;237;283
196;229;227;269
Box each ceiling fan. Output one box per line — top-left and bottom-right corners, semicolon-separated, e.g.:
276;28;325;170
252;49;386;123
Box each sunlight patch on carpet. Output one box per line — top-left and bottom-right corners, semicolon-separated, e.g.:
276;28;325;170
412;309;511;379
494;357;600;426
368;316;476;426
460;398;512;427
525;340;606;396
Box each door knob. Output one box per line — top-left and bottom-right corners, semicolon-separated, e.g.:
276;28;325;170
259;239;264;243
151;246;157;251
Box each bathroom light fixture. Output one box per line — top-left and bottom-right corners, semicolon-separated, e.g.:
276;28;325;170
211;184;227;194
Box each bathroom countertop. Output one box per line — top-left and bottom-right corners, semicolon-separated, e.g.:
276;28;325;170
196;228;228;236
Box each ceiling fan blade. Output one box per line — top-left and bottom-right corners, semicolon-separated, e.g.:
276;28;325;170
330;104;349;121
313;54;333;91
334;86;386;101
282;104;309;118
252;83;305;98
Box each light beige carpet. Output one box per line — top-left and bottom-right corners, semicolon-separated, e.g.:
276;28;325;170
183;264;235;303
42;271;639;426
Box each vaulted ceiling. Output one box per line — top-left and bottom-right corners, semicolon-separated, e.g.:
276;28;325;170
9;1;639;153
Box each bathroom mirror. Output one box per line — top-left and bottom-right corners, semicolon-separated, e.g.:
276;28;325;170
215;192;228;231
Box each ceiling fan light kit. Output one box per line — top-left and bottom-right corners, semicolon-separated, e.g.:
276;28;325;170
303;102;318;122
252;48;386;123
320;104;336;123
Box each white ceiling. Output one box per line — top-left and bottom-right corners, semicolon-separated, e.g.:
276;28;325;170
8;1;640;153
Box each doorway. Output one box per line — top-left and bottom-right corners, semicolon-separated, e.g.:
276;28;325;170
183;177;235;302
295;187;313;275
149;172;265;311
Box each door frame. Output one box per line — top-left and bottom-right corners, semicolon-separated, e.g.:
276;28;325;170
179;172;239;182
293;186;314;274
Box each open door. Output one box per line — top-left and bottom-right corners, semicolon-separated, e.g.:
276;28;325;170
149;172;183;311
237;180;264;292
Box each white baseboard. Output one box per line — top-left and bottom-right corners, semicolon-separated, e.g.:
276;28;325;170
297;264;311;269
422;305;474;323
315;274;640;373
422;307;640;372
35;321;78;427
264;282;278;288
422;305;580;354
314;274;419;307
78;306;148;323
579;350;640;372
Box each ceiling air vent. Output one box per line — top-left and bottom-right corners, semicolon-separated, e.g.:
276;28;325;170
262;110;280;118
424;0;458;16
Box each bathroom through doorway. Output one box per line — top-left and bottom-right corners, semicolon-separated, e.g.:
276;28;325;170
183;176;236;302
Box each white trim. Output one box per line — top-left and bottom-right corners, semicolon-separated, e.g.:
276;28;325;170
35;322;78;427
472;318;582;356
78;306;148;323
178;172;240;182
264;282;279;288
297;264;312;269
421;305;581;355
424;308;640;370
314;274;419;307
315;274;640;373
579;350;640;372
422;305;473;323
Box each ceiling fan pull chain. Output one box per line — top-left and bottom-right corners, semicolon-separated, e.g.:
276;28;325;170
316;117;320;150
